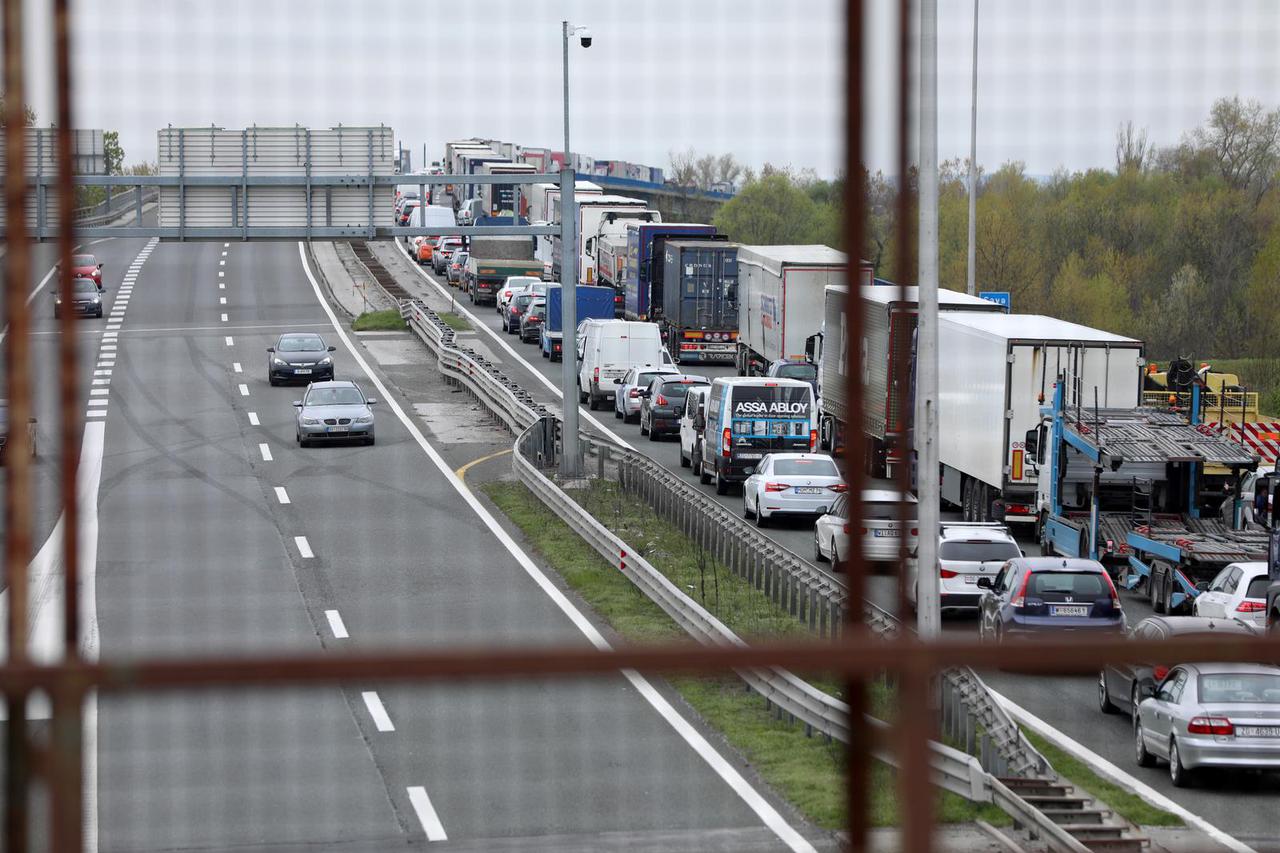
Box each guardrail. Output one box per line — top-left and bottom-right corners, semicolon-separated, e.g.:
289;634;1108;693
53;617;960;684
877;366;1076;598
73;187;158;227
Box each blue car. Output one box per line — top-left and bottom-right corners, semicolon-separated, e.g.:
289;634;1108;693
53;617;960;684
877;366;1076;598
978;557;1124;643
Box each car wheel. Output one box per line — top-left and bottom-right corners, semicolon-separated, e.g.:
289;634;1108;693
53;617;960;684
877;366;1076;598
614;408;622;420
699;464;712;485
814;533;828;563
692;448;702;476
715;471;729;496
755;504;769;528
1134;718;1156;767
588;394;599;411
1098;670;1118;715
269;376;279;387
1130;684;1143;724
578;388;588;404
648;422;660;442
832;545;844;572
1169;738;1192;787
639;416;649;436
365;436;375;446
680;448;690;468
1149;569;1165;614
96;308;103;318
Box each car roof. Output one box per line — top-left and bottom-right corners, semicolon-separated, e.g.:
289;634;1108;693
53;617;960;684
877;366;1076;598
307;380;358;390
766;453;836;462
1140;616;1257;637
1182;662;1280;676
1010;557;1106;573
862;489;916;503
658;374;709;384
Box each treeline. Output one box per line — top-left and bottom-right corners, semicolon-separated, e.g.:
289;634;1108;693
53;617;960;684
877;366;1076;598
707;96;1280;362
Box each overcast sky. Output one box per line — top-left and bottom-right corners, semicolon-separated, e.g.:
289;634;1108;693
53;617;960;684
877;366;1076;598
15;1;1280;178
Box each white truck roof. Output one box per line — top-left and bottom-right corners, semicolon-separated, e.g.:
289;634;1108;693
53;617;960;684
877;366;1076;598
739;245;848;273
857;284;1006;309
941;312;1140;344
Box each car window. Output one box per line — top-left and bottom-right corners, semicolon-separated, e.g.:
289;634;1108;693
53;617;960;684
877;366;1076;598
1245;576;1271;599
657;380;706;400
831;495;847;518
1160;669;1188;704
279;335;324;352
514;295;534;308
863;500;917;521
993;564;1014;594
72;254;95;266
73;279;98;294
1210;569;1231;592
773;458;839;477
938;540;1021;562
1222;567;1242;594
774;363;816;381
1199;672;1280;704
1025;571;1107;601
305;387;365;406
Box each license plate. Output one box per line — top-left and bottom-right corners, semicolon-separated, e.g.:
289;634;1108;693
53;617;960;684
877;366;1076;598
963;575;979;585
736;453;763;460
794;487;824;494
1051;605;1089;617
294;368;312;374
327;426;348;433
1236;726;1280;738
873;529;901;538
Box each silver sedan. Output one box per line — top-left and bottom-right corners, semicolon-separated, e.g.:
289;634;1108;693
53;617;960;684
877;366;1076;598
1135;662;1280;786
294;380;377;447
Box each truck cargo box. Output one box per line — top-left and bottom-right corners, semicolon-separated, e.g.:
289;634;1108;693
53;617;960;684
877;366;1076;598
736;245;847;376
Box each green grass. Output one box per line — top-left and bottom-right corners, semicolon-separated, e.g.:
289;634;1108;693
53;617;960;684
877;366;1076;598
1021;729;1182;827
437;311;472;332
351;309;405;331
481;479;1010;829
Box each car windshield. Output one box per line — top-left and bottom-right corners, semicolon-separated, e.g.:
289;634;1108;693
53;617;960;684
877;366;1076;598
514;295;534;308
1026;571;1107;601
1246;577;1270;599
773;458;839;476
1199;672;1280;704
775;363;816;381
279;336;324;352
864;500;916;521
72;254;95;266
636;371;665;387
306;387;365;406
939;541;1021;561
73;279;98;294
658;381;706;399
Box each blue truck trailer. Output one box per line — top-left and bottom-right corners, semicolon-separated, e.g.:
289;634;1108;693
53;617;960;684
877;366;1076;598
622;223;720;322
660;240;739;364
540;284;615;361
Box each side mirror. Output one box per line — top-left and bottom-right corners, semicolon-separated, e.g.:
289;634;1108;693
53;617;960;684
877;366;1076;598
1139;682;1158;701
1024;427;1039;457
328;346;337;352
976;577;993;589
292;401;302;408
366;398;378;405
266;347;276;353
613;378;623;385
743;466;754;476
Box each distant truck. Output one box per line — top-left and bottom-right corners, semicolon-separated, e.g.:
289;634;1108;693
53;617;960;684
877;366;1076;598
551;195;658;286
659;240;739;365
806;282;998;473
540;284;615;361
464;237;540;306
479;161;536;222
622;222;720;323
735;245;847;377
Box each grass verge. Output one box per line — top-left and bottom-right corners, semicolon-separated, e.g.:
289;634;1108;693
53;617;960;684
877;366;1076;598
481;478;1011;830
1021;729;1182;827
437;311;472;332
352;309;405;331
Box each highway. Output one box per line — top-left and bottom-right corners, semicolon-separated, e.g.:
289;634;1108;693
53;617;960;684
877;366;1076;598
39;238;824;851
386;240;1280;852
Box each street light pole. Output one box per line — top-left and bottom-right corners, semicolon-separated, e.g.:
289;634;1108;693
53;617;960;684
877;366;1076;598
966;0;979;296
559;20;582;476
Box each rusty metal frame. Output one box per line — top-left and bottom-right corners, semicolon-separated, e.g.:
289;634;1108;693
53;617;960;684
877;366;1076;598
4;2;1280;852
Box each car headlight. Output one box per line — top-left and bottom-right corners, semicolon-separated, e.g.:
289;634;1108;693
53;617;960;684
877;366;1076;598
353;415;373;424
92;296;101;303
319;356;333;365
273;358;288;366
300;417;320;425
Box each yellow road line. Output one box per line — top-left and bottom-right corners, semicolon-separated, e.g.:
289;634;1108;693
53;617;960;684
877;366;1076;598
454;448;513;482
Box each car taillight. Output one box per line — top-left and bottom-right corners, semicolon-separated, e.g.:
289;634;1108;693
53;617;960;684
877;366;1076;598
1187;716;1234;736
809;429;818;451
511;306;519;314
828;483;848;492
909;527;918;536
939;567;958;579
722;428;731;457
1010;571;1032;608
1152;665;1169;682
764;482;788;493
629;389;640;398
593;368;599;384
1100;568;1121;609
656;394;668;406
842;523;850;535
1236;600;1265;613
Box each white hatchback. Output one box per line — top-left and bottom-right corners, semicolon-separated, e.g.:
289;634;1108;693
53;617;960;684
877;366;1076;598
1192;561;1270;629
861;489;918;566
908;522;1022;611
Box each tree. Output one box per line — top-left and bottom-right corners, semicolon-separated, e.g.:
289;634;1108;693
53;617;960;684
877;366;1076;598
667;148;698;187
1188;96;1280;205
713;172;822;245
1115;121;1149;173
0;92;36;127
103;131;124;175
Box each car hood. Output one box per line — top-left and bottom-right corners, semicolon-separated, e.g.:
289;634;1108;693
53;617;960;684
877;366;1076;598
275;350;328;365
300;403;370;420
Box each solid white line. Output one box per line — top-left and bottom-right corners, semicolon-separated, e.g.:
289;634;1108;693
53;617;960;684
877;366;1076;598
225;336;234;346
297;242;812;852
361;691;395;732
258;443;272;461
238;383;250;397
247;411;260;426
390;239;633;450
233;362;242;373
406;787;447;842
324;609;348;639
274;486;290;505
995;694;1256;853
294;535;313;559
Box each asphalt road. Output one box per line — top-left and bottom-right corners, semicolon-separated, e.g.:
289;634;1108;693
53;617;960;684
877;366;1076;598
86;238;817;852
389;243;1280;850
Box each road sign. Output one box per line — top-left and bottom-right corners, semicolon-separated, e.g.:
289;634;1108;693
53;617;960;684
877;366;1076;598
979;291;1010;311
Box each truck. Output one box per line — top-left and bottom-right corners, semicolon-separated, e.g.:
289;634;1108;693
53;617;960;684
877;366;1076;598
659;240;739;364
456;152;509;208
550;195;658;286
539;284;615;361
735;245;847;377
529;181;603;277
479;161;536;222
622;222;720;322
936;312;1146;526
463;237;540;306
1034;375;1265;613
805;282;999;472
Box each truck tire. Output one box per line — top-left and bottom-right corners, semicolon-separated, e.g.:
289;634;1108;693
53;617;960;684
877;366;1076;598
975;483;989;522
1150;563;1167;613
961;478;973;522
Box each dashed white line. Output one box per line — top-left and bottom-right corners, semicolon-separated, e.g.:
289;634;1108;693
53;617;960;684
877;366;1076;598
219;259;225;266
221;250;227;257
223;242;229;248
247;411;260;426
218;271;224;278
89;389;109;397
258;443;273;462
361;692;395;732
324;609;348;639
221;313;228;322
238;383;250;397
93;369;112;377
273;486;290;505
100;347;116;353
219;297;227;305
105;324;120;331
233;362;242;373
407;787;447;842
219;282;225;290
85;410;107;419
225;336;234;346
87;399;108;408
97;361;114;368
91;379;110;387
294;536;313;559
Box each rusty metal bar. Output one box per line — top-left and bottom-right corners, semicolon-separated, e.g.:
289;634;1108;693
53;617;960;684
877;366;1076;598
898;662;935;853
893;0;916;623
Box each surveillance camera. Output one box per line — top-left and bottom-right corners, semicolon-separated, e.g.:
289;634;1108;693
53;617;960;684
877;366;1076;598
579;28;592;47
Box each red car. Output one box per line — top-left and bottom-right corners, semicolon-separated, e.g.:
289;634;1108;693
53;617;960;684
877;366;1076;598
69;253;103;287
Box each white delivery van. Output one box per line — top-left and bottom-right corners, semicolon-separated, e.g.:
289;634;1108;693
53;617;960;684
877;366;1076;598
577;319;667;410
404;205;459;246
696;377;817;495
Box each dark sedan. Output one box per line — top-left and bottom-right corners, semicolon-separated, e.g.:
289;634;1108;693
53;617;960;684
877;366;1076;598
978;557;1124;643
519;298;546;343
54;277;103;318
267;333;336;386
503;292;536;334
1099;615;1256;719
640;375;709;440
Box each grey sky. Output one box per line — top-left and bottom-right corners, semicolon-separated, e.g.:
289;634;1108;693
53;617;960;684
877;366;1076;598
18;1;1280;178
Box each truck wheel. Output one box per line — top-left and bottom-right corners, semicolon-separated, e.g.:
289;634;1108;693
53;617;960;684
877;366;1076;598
1150;564;1167;613
588;394;599;411
961;478;973;522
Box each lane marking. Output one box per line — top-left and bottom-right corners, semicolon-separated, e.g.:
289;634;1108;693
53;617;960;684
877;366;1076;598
100;345;116;352
298;242;812;852
218;271;224;278
91;379;110;387
219;259;225;266
238;383;250;397
391;239;633;449
105;324;120;331
324;609;348;638
995;694;1256;853
85;410;106;419
454;448;513;482
247;411;260;426
221;313;228;323
219;297;227;305
219;283;225;290
77;322;329;337
224;242;229;248
93;369;112;377
221;250;227;256
273;486;290;505
87;400;108;408
225;336;234;346
89;389;108;397
258;443;272;461
97;361;114;368
406;787;447;842
361;691;395;732
233;362;242;374
294;535;313;559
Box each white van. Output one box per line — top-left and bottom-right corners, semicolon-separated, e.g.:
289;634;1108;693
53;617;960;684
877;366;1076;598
576;319;668;410
679;385;712;472
404;205;458;246
696;377;817;494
